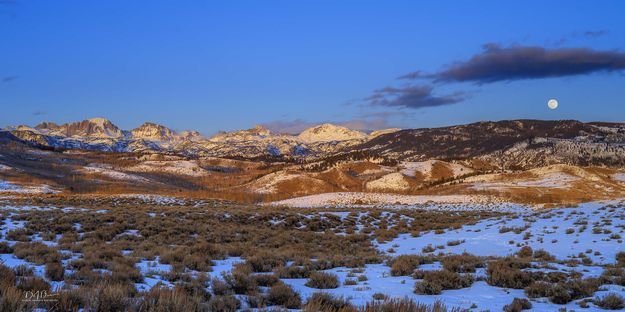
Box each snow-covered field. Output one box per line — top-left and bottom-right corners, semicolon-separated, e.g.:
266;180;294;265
1;200;625;311
470;172;579;190
127;160;208;177
82;163;150;182
282;264;625;311
269;192;519;212
0;180;58;194
365;172;410;191
377;201;625;264
247;171;302;194
400;160;473;179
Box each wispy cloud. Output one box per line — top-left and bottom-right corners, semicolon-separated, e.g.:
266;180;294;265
550;30;610;46
401;44;625;84
336;114;398;131
261;119;316;134
1;76;18;83
261;111;407;134
397;71;423;80
582;30;608;38
366;85;466;109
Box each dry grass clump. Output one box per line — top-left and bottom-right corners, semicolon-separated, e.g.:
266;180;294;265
446;239;465;246
389;255;433;276
138;286;204;312
182;253;213;272
220;265;257;295
246;252;286;272
421;245;436;253
616;251;625;267
524;281;551;298
594;293;625;310
0;264;42;311
303;292;355;312
362;298;457;312
413;270;473;295
0;285;32;312
305;271;340;289
182;241;224;271
532;249;556;262
81;243;123;270
547;284;571;304
110;261;143;284
52;288;86;312
515;246;533;258
0;242;13;253
210;277;232;296
441;254;484;273
267;282;302;309
274;265;311;279
524;278;601;304
503;298;532;312
79;282;137;311
207;295;240;312
15;276;50;294
371;293;387;301
602;267;625;286
486;257;536;289
253;273;280;287
12;242;61;265
5;228;30;241
45;262;65;281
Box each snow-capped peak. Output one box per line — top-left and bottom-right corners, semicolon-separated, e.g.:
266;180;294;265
180;130;202;139
59;118;124;138
35;122;61;131
87;117;112;127
369;128;401;138
298;123;367;143
131;122;175;141
209;125;273;142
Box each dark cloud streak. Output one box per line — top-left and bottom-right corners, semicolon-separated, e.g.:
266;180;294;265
397;70;423;80
583;30;608;38
366;85;466;109
404;44;625;84
1;76;18;83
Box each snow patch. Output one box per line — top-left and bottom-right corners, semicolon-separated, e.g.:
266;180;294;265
269;192;516;211
0;180;59;194
366;173;410;191
127;160;207;177
82;164;150;182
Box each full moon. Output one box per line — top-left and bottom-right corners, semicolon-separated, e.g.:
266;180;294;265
548;99;558;110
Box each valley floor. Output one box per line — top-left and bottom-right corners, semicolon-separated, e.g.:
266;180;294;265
0;194;625;311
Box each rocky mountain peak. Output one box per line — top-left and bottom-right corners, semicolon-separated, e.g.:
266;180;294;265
35;122;61;131
298;123;367;143
131;122;175;141
209;125;274;142
60;118;124;138
249;125;271;136
180;130;202;139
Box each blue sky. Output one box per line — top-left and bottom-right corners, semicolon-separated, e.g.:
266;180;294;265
1;1;624;135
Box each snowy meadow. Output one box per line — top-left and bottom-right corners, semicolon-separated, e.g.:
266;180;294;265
1;195;625;311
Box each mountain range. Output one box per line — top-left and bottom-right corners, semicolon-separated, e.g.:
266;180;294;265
4;118;389;158
3;118;625;205
4;118;625;169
